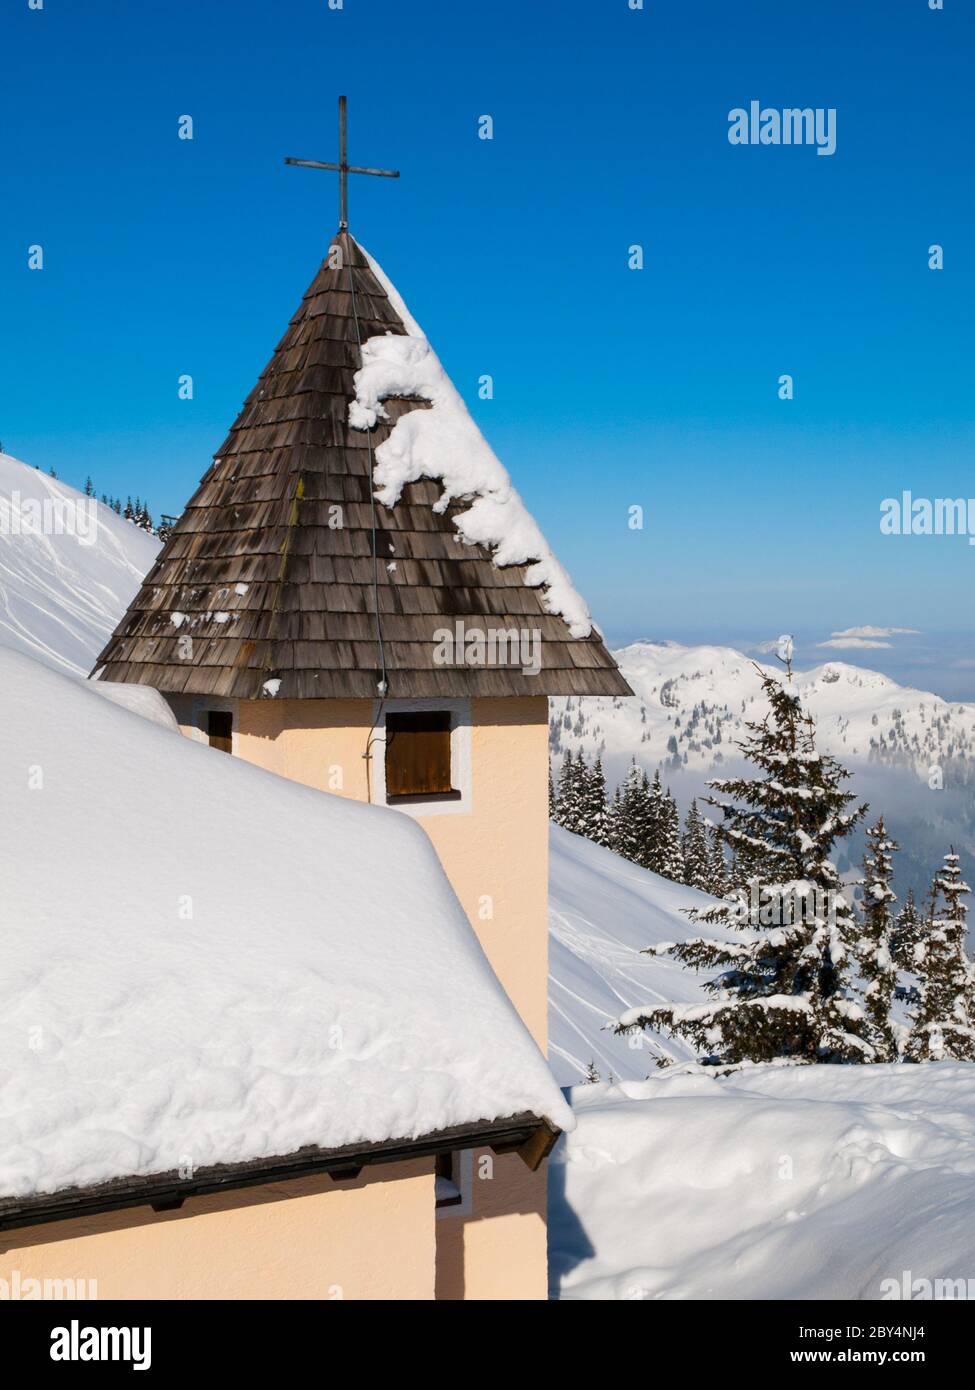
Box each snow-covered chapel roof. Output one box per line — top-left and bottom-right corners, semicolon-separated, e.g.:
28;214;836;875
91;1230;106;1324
93;232;631;700
0;648;571;1225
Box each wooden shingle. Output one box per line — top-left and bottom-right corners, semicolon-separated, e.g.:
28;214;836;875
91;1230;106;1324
93;232;632;701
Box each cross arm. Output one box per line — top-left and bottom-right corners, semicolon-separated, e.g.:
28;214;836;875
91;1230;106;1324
284;158;400;178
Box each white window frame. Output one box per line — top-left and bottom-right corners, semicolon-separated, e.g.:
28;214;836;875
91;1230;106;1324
370;696;472;817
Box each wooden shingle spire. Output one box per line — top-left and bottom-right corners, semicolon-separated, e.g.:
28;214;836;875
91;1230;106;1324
93;233;631;700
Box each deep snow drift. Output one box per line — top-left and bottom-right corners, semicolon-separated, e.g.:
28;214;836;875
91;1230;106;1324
550;1063;975;1300
0;453;160;675
0;647;570;1201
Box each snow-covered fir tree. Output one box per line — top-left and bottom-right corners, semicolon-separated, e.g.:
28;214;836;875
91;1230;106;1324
640;769;665;873
613;762;645;863
682;800;711;891
552;751;569;828
904;851;975;1062
727;834;775;895
705;824;728;897
617;662;874;1066
582;755;611;847
555;750;583;833
607;784;624;855
657;788;685;883
891;887;924;973
855;818;899;1061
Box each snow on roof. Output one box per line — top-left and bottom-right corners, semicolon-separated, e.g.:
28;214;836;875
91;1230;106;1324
350;247;594;639
0;453;160;675
86;679;180;730
0;648;571;1202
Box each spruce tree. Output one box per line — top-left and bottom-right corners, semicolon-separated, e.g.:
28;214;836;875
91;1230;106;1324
856;818;899;1061
572;753;595;839
705;824;728;897
84;476;93;496
641;770;665;872
556;751;579;832
657;790;685;883
615;763;645;864
611;767;650;861
891;888;923;972
558;750;594;837
569;751;590;835
617;663;872;1065
639;771;657;869
904;852;975;1062
682;800;711;891
585;755;611;847
607;784;624;856
548;766;557;822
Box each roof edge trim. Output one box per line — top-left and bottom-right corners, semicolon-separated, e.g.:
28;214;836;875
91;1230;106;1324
0;1113;560;1233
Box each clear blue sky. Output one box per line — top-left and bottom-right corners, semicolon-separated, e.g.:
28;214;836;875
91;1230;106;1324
3;0;973;692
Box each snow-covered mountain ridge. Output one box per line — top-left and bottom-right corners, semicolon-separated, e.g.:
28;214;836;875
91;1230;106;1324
551;639;975;902
551;639;975;783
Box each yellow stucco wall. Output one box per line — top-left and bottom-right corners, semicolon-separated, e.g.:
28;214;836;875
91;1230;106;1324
163;691;552;1301
435;1150;549;1301
1;1162;435;1301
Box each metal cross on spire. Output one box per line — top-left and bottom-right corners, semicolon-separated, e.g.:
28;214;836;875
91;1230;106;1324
285;96;399;232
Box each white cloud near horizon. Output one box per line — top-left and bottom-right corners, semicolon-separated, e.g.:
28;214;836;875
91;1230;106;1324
818;638;894;650
830;626;921;639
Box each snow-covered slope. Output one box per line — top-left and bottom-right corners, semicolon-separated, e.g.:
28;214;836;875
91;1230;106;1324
0;453;159;676
550;1064;975;1300
546;831;975;1300
548;824;724;1085
552;639;975;782
0;646;570;1201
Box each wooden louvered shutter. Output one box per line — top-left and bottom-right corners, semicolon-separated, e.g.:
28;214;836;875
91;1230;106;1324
385;712;454;799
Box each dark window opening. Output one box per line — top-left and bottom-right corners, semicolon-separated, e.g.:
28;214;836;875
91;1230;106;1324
385;711;459;801
435;1152;462;1209
207;710;233;753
